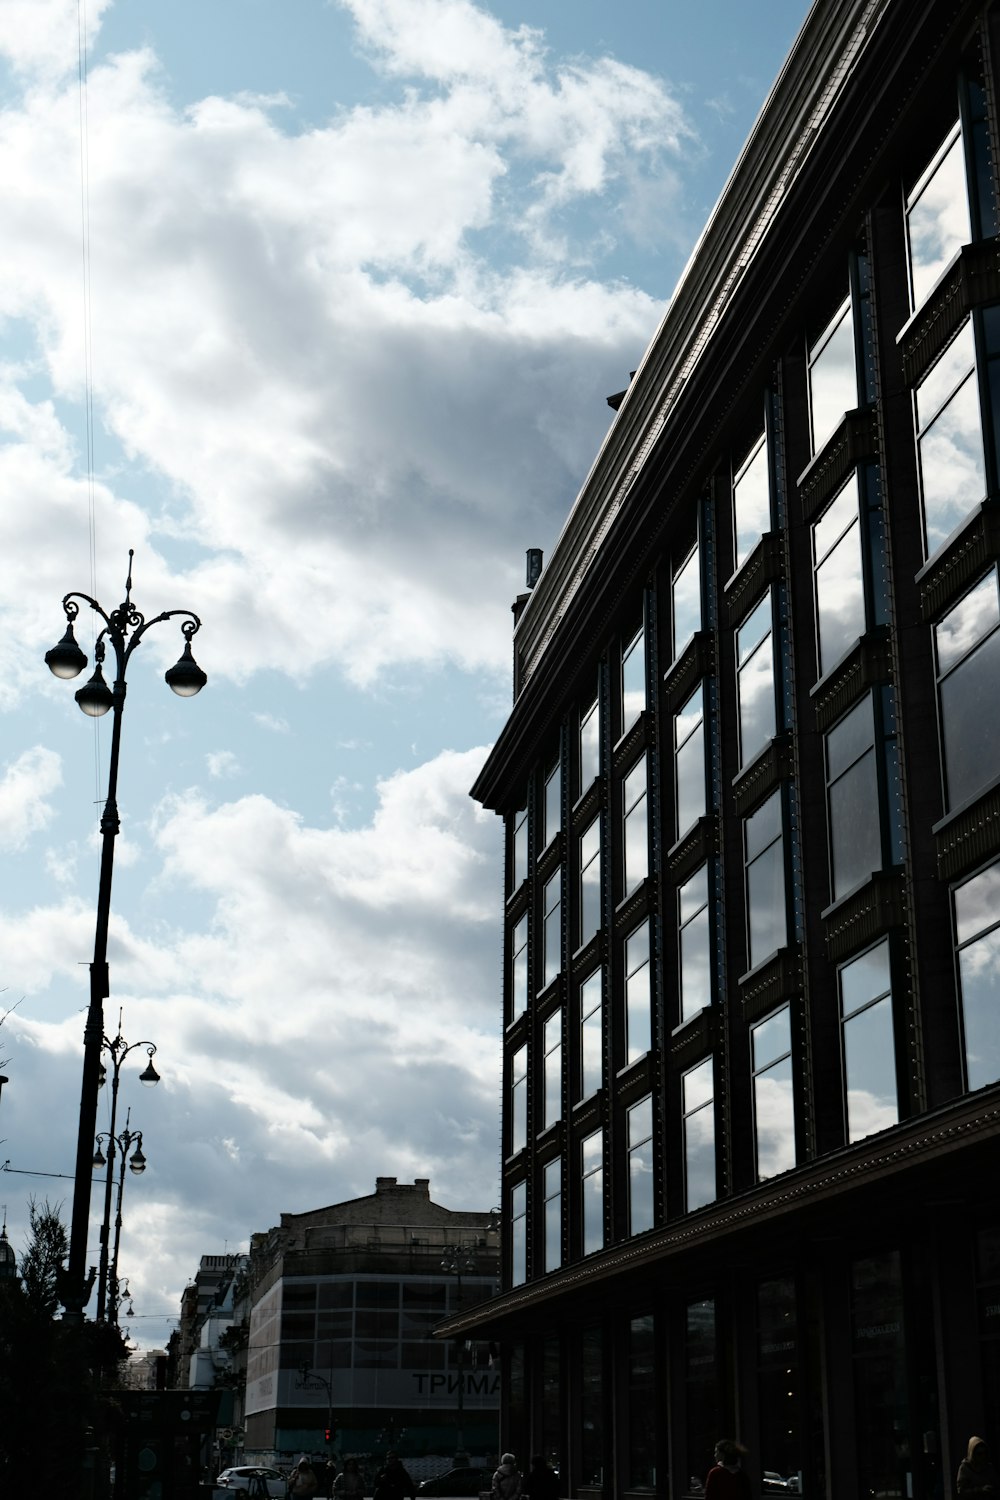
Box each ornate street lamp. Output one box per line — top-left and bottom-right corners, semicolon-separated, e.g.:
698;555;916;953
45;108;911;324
93;1013;159;1322
93;1111;146;1331
46;552;205;1321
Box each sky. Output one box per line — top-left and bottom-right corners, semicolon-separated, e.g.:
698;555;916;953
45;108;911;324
0;0;808;1350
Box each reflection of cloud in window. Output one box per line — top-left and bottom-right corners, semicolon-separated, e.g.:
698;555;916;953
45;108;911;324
908;131;970;306
739;644;775;761
754;1072;795;1178
845;1087;898;1139
920;375;985;553
937;571;998;673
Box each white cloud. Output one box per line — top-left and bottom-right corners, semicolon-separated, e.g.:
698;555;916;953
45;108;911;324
206;749;241;779
0;746;62;849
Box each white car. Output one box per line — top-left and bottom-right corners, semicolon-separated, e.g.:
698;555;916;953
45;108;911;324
216;1466;287;1497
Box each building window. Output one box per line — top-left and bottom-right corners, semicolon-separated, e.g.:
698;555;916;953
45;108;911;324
826;692;882;901
678;864;711;1024
733;432;771;573
579;818;601;947
813;472;865;677
628;1314;656;1489
580;971;603;1100
839;938;898;1142
672;543;702;663
623;755;648;896
510;914;528;1022
625;919;651;1062
543;1158;561;1274
580;692;601;794
581;1129;604;1254
751;1005;795;1180
512;801;528;889
542;867;561;990
906;119;970;309
955;858;1000;1091
745;789;786;972
543;759;561;850
581;1328;604;1486
936;567;1000;812
916;319;985;559
511;1044;528;1155
510;1181;526;1287
675;681;706;839
627;1094;655;1236
622;624;646;734
808;294;858;454
686;1299;720;1490
543;1011;562;1130
737;590;776;769
682;1057;715;1212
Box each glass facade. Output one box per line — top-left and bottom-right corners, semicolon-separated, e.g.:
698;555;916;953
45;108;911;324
511;1044;528;1155
916;319;985;557
813;472;865;676
580;971;603;1100
543;1011;562;1130
826;693;882;901
733;432;770;573
672;544;702;662
678;865;711;1023
543;759;561;850
581;1130;604;1255
906;120;970;308
579;819;601;947
622;625;646;733
808;295;858;452
674;682;706;838
510;1182;527;1287
627;1095;654;1236
543;1158;561;1274
745;790;786;971
542;867;561;989
510;914;528;1021
580;693;601;793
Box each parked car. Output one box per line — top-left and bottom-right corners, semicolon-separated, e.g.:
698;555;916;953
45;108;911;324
216;1466;288;1497
418;1468;494;1497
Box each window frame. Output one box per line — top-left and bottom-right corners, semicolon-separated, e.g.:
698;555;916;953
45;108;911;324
736;589;777;770
674;680;706;840
542;1010;562;1131
581;1128;605;1255
542;866;562;991
678;864;712;1024
510;1181;527;1287
622;623;646;736
807;292;859;455
750;1004;796;1181
934;566;1000;814
732;431;771;575
744;788;787;974
627;1094;655;1237
623;754;649;898
543;1157;562;1274
672;542;702;666
579;817;602;949
839;937;899;1144
579;970;603;1101
510;1043;528;1156
682;1056;716;1214
954;856;1000;1092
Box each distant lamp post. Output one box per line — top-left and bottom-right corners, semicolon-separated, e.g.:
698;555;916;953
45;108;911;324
93;1110;146;1331
93;1015;159;1323
440;1244;479;1464
46;551;205;1322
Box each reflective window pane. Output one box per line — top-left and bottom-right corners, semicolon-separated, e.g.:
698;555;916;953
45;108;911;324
940;626;1000;810
746;792;785;970
579;819;601;946
513;803;528;888
580;972;602;1099
543;869;561;988
840;941;897;1142
956;859;1000;1090
625;920;651;1062
753;1054;795;1179
673;545;702;661
511;915;528;1019
918;359;986;557
511;1181;526;1286
543;1013;561;1130
733;433;770;572
623;757;648;896
582;1131;604;1254
752;1005;791;1071
936;568;1000;674
815;476;865;676
544;1159;561;1274
907;123;970;307
628;1095;655;1235
511;1045;527;1154
809;298;858;452
683;1059;716;1212
622;626;646;733
675;683;706;837
679;866;711;1024
828;698;881;899
737;593;775;767
580;694;600;792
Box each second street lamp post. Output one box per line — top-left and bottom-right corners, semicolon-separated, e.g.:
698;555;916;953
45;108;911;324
46;551;206;1322
440;1244;478;1464
93;1111;147;1332
93;1016;159;1322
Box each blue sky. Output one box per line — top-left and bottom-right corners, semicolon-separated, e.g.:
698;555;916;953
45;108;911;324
0;0;806;1350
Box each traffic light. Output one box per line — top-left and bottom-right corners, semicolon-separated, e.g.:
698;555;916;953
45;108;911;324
325;1425;337;1444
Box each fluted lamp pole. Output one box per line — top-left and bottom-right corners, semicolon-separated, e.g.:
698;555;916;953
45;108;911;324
45;551;206;1322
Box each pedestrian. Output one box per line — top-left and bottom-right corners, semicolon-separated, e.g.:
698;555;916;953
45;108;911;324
704;1439;753;1500
958;1436;1000;1493
290;1457;319;1498
322;1458;338;1499
521;1455;558;1500
373;1451;416;1500
492;1453;523;1500
335;1458;366;1500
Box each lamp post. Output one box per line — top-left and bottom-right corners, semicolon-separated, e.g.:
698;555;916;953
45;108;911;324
440;1243;478;1464
93;1013;159;1322
93;1110;146;1331
298;1358;334;1451
45;551;206;1321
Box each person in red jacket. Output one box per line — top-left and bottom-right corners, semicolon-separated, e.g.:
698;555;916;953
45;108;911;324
704;1439;753;1499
